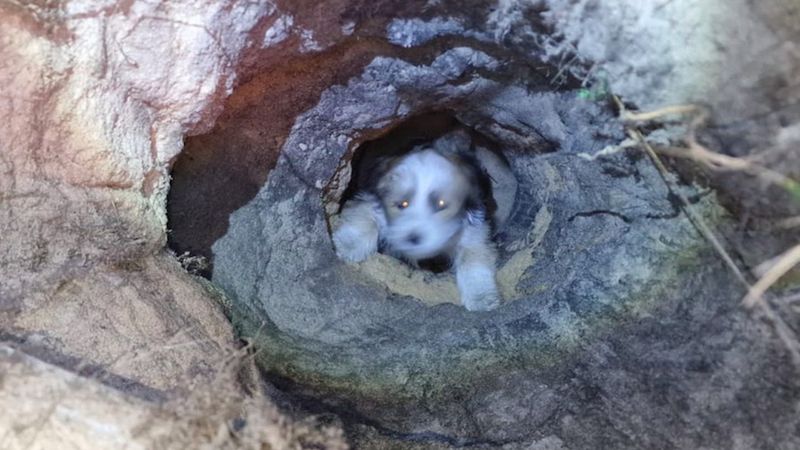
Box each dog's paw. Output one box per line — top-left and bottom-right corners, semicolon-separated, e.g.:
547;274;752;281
462;289;501;312
457;265;501;311
332;223;378;263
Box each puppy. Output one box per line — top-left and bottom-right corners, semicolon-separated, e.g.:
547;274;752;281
332;138;500;311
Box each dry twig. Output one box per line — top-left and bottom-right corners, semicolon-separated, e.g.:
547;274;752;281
616;98;800;305
616;96;800;368
743;244;800;308
776;215;800;230
627;128;750;288
620;101;800;197
620;104;702;122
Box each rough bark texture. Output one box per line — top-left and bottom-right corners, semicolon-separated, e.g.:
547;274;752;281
1;0;799;448
0;344;347;450
0;1;345;447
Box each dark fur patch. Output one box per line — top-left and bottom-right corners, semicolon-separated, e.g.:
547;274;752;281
441;149;496;232
417;254;452;273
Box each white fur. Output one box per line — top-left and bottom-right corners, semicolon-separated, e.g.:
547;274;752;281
333;149;501;311
382;151;464;260
332;194;383;262
454;218;500;311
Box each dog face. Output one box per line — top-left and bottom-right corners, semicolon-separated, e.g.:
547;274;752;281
375;149;476;260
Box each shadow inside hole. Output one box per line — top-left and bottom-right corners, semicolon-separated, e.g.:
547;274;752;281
333;110;517;273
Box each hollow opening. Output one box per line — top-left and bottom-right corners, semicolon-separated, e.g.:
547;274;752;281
165;129;280;279
324;110;518;275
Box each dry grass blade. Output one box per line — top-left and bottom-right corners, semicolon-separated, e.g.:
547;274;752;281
620;104;701;122
617;98;800;199
657;143;800;194
742;243;800;308
776;215;800;230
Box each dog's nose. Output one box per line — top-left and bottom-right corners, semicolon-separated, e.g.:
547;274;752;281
406;233;421;245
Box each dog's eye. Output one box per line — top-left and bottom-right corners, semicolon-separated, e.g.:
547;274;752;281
435;199;447;211
397;200;410;210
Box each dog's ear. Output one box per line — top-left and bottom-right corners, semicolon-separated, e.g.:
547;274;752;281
464;179;486;214
364;155;399;198
445;151;497;225
441;153;481;207
463;178;491;229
